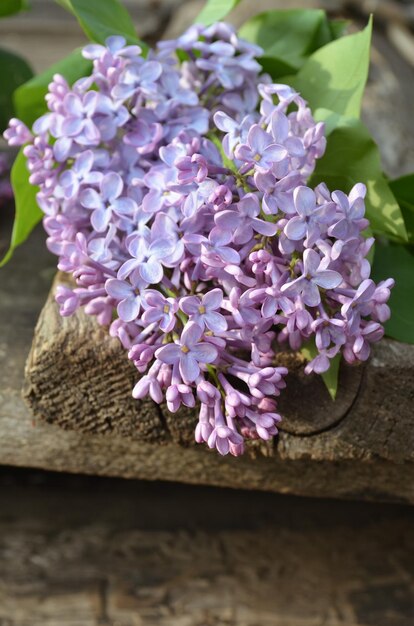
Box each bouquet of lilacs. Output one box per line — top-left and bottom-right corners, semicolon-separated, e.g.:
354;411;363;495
5;22;393;456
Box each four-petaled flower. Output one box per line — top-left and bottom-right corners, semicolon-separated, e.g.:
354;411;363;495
118;229;181;285
235;124;287;171
281;249;342;307
215;194;277;245
156;322;218;383
181;289;227;332
105;276;148;322
284;186;336;246
80;172;136;232
142;289;178;332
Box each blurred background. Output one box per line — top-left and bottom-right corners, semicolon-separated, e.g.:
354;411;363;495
0;1;414;624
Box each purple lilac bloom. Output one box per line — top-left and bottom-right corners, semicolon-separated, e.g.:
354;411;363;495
4;26;393;456
156;321;218;383
180;289;227;332
281;249;342;307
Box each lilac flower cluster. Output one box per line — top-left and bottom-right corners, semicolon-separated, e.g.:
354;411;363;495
5;23;393;456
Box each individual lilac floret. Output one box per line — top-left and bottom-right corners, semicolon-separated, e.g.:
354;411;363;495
235;125;288;171
156;321;218;383
105;276;147;322
180;289;227;332
81;171;134;232
142;289;178;332
284;186;335;246
281;249;342;307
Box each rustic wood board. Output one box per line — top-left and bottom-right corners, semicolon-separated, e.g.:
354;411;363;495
0;471;413;626
17;266;414;505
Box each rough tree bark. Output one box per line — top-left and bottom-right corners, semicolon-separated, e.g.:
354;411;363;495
21;273;414;504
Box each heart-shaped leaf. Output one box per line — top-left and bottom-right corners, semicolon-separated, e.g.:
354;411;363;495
239;9;346;78
288;17;372;118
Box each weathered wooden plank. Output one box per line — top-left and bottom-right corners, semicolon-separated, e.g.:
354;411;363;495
1;474;413;626
19;271;414;504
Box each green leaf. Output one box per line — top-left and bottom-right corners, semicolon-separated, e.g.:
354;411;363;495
389;174;414;243
0;149;42;267
196;0;242;26
320;354;341;400
0;0;28;17
372;242;414;344
0;47;33;132
14;49;92;127
300;341;340;400
239;9;344;78
288;17;372;118
309;113;407;242
55;0;146;48
329;19;349;40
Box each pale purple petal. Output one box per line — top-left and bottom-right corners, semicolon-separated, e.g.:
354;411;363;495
180;296;201;316
54;137;72;162
149;238;176;259
140;258;163;283
75;150;94;175
181;321;203;347
143;308;162;324
112;197;136;215
248;125;271;153
102;172;123;201
303;249;321;276
118;258;140;280
80;188;102;210
313;270;342;289
105;278;133;299
271;111;289;142
203;288;223;311
252;217;277;236
156;343;181;364
204;311;227;333
118;297;140;322
302;281;321;307
214;111;237;133
62;117;84;136
65;93;83;116
191;342;218;363
294;186;315;217
91;207;111;232
284;216;306;240
180;353;200;383
261;143;287;164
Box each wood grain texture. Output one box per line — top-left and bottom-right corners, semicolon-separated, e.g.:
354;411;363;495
1;474;413;626
20;272;414;504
